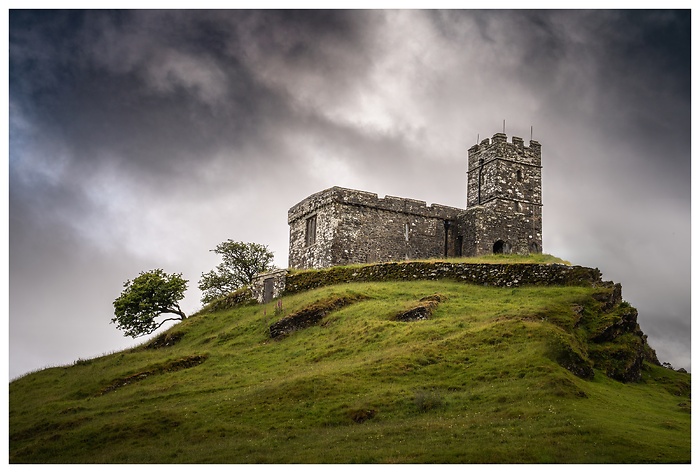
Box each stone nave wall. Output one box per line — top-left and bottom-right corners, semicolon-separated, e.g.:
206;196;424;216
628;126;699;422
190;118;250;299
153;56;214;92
288;187;463;269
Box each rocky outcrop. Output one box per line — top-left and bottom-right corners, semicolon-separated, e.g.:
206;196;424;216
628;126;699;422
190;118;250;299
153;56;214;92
591;282;622;312
589;305;640;344
269;295;366;339
392;294;446;322
143;331;185;349
578;285;660;382
548;332;595;380
98;355;208;395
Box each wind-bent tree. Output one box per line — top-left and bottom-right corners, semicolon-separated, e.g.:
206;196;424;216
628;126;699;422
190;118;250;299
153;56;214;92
112;269;188;338
198;240;275;304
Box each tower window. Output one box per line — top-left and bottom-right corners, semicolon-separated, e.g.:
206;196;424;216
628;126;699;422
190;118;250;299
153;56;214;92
305;215;317;246
516;170;523;182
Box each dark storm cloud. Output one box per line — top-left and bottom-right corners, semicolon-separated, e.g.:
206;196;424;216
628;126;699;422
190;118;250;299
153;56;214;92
9;10;691;378
9;10;389;210
12;11;270;177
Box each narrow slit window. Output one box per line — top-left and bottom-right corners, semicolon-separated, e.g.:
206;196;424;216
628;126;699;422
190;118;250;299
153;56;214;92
516;169;523;182
305;215;317;246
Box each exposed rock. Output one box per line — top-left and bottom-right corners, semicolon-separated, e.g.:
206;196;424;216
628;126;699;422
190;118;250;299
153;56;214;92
592;282;623;312
588;336;646;382
98;354;208;395
269;295;365;339
347;408;376;424
420;293;448;303
571;304;585;327
590;306;640;343
143;331;184;349
548;334;595;380
391;293;446;322
393;303;435;322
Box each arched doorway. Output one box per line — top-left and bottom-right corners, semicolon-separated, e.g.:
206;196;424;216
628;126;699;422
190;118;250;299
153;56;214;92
493;240;512;254
493;240;505;254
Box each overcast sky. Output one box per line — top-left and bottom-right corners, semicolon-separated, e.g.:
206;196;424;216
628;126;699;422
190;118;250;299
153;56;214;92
8;9;691;379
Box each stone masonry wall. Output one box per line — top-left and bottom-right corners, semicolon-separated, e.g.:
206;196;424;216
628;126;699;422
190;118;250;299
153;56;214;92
460;202;542;256
288;196;339;270
284;261;605;296
288;187;462;269
467;133;542;208
463;133;542;255
216;262;606;307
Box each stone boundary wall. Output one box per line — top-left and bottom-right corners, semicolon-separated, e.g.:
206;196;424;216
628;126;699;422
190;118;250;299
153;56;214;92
201;262;608;312
283;262;605;296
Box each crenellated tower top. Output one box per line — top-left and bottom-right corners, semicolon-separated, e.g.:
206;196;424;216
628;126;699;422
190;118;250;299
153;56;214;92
467;133;541;173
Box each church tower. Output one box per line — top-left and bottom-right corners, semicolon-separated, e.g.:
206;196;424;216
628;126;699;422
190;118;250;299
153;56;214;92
460;132;542;256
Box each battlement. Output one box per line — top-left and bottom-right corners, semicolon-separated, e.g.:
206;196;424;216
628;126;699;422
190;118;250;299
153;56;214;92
288;186;462;223
468;133;541;171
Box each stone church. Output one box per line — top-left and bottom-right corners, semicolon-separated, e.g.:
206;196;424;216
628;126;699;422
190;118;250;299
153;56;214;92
288;132;542;270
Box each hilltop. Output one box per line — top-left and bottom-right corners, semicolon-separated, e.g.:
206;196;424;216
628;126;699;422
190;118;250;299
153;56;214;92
9;256;690;463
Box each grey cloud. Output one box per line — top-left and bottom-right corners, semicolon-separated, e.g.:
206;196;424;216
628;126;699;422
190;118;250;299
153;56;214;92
9;10;690;378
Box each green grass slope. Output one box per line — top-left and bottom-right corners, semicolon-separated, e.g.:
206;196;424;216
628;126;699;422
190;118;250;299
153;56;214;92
10;278;690;463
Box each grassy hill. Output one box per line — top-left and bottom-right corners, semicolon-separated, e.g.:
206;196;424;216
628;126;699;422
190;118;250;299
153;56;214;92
9;258;690;463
